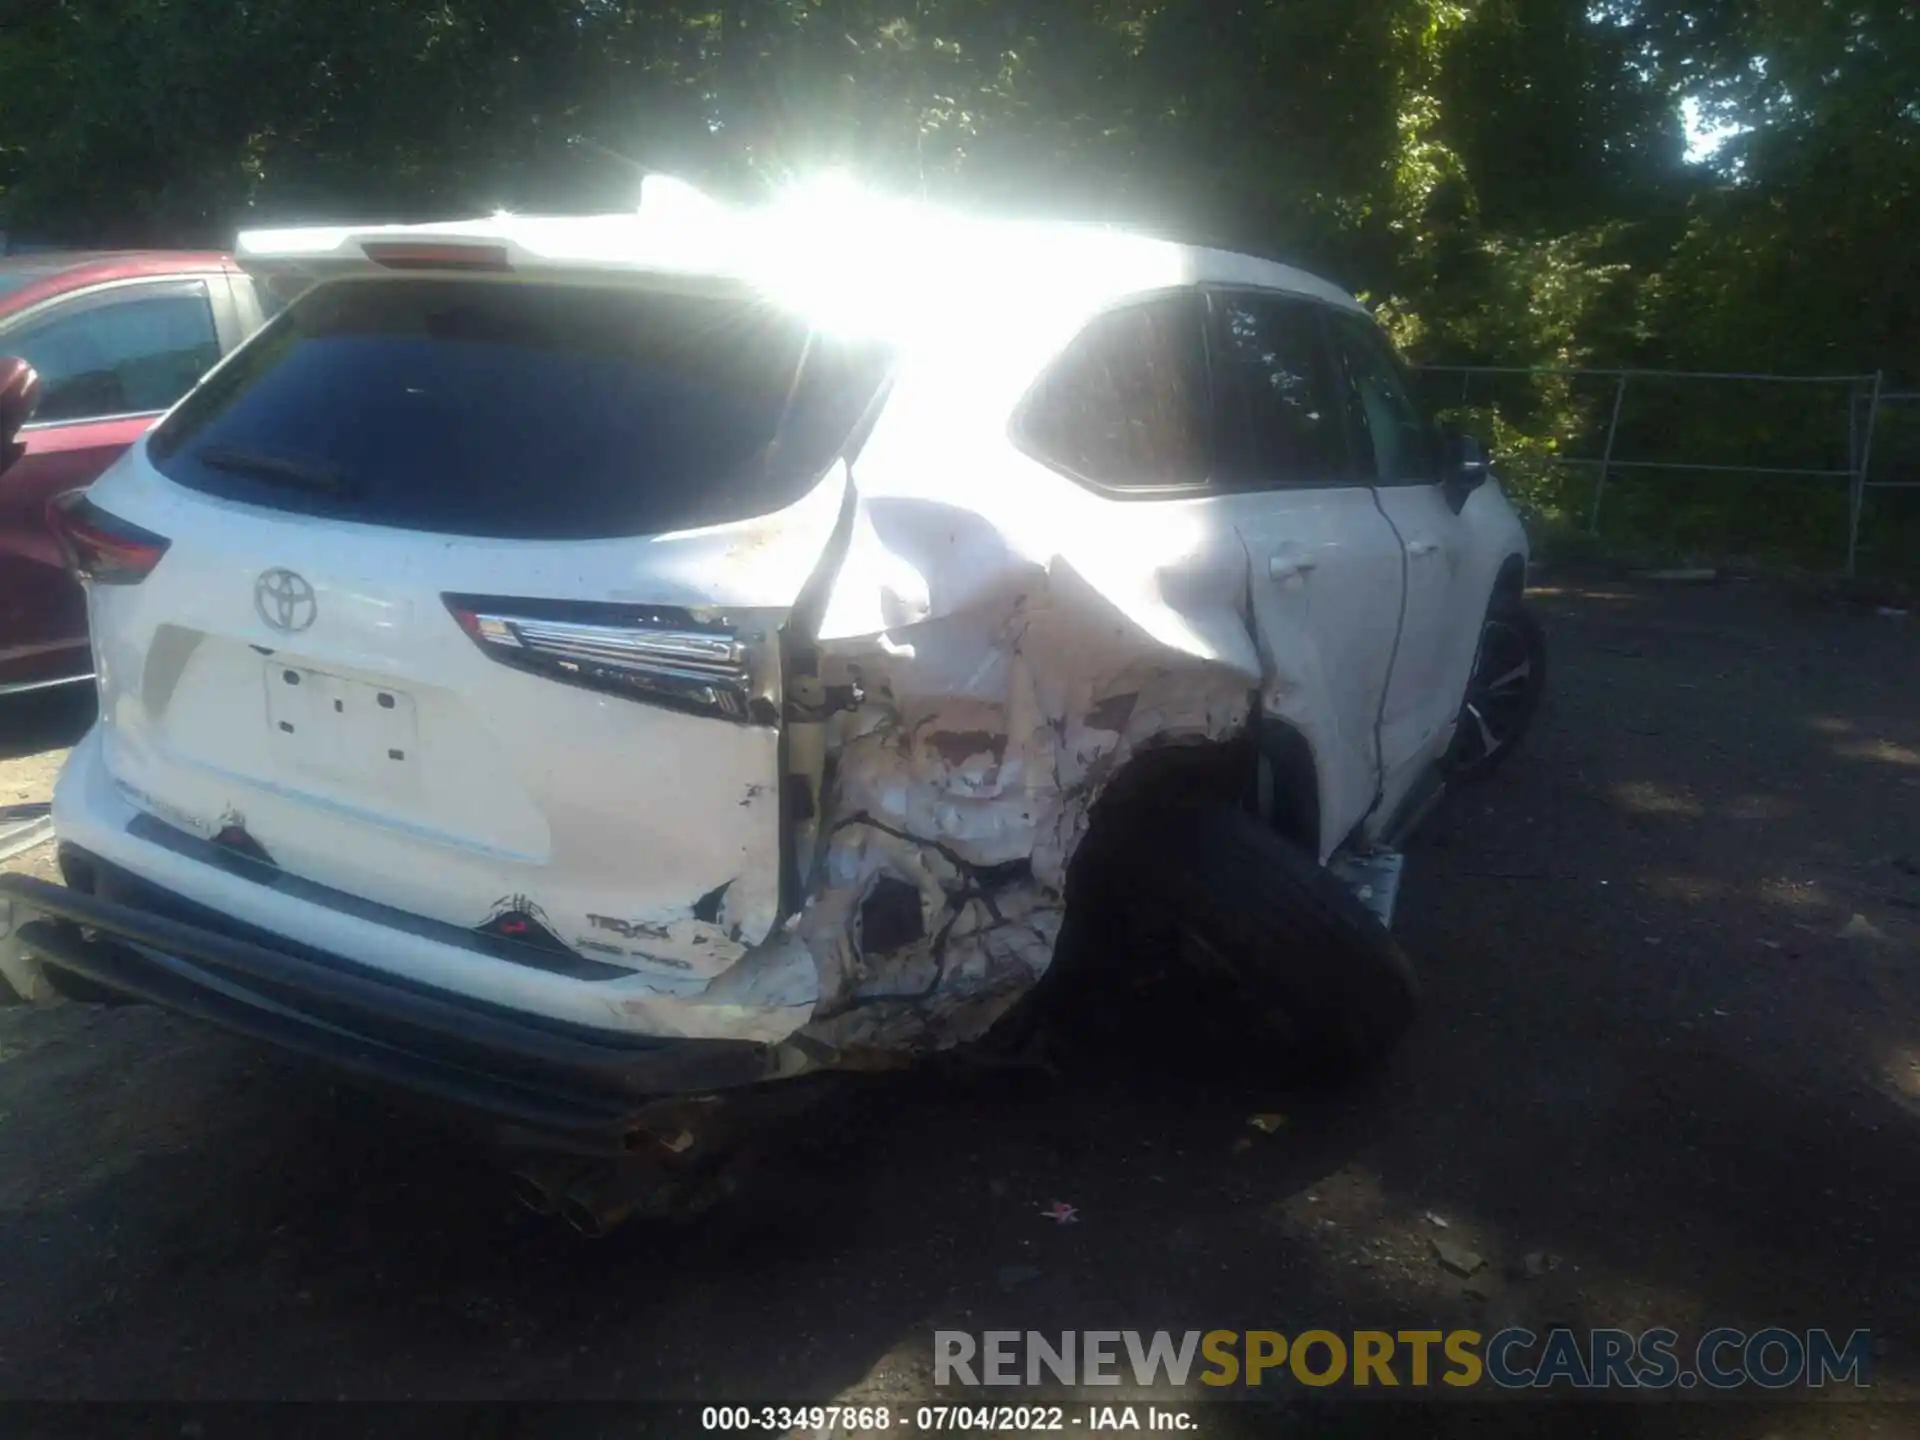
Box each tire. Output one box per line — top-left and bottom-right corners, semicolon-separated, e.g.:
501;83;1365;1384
1095;798;1420;1081
1446;593;1547;778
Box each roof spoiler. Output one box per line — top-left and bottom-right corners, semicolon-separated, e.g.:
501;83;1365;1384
233;175;738;284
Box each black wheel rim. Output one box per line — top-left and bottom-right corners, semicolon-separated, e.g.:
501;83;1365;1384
1456;618;1534;768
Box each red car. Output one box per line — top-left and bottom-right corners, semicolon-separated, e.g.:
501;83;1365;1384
0;251;273;695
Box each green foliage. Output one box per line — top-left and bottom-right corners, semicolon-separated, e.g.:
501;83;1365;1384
0;0;1913;571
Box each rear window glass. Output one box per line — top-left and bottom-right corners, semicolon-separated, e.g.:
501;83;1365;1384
147;278;889;539
0;257;90;302
1014;291;1211;492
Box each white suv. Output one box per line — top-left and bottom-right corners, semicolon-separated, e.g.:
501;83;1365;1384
0;185;1540;1173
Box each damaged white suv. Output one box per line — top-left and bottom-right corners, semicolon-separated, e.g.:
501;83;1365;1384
0;184;1541;1171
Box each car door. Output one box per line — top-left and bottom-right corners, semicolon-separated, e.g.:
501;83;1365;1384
0;277;225;690
1322;308;1471;797
1202;290;1408;855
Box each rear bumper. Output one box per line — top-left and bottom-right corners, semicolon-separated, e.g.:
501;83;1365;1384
0;853;794;1147
50;727;819;1045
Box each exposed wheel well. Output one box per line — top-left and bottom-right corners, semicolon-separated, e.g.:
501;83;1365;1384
1065;722;1320;906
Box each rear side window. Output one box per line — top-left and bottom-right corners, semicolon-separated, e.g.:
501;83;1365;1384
1014;291;1210;492
1207;290;1345;489
10;280;219;423
147;278;889;540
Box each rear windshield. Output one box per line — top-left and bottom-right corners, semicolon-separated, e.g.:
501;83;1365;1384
147;277;889;539
0;257;89;302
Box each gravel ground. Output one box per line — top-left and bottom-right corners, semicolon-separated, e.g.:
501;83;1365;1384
1;579;1917;1434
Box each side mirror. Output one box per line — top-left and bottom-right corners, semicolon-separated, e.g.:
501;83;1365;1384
0;357;42;480
1440;430;1488;513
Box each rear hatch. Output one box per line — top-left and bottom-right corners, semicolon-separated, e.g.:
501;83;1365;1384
77;270;886;986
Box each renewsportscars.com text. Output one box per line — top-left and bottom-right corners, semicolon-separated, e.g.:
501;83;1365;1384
934;1327;1873;1391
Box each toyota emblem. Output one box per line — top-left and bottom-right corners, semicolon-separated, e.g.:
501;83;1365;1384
254;568;317;633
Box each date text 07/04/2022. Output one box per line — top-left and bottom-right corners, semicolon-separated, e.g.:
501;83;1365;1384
700;1404;1196;1431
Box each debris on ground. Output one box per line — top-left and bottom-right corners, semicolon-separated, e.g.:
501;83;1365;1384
1432;1237;1486;1276
1230;1137;1254;1154
1838;913;1891;944
1424;1211;1451;1229
0;808;54;865
1038;1201;1079;1225
1247;1113;1287;1134
1518;1251;1563;1279
1876;607;1909;619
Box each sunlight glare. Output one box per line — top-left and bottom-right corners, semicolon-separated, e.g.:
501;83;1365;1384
742;171;1185;345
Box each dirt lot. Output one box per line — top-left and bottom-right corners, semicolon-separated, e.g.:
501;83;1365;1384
2;579;1918;1431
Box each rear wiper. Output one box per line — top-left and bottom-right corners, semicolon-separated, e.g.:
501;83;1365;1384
195;446;353;495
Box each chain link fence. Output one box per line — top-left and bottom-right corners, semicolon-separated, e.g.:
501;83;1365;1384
1850;389;1920;578
1415;366;1902;577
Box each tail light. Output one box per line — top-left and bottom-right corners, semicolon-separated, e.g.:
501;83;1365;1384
444;595;781;725
46;492;171;585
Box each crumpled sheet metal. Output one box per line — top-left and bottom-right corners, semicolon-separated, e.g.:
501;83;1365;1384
659;420;1269;1056
766;525;1257;1058
789;637;1251;1054
631;601;1255;1053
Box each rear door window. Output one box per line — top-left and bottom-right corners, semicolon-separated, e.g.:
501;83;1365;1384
1206;290;1347;489
1013;291;1211;493
146;278;890;540
9;280;220;423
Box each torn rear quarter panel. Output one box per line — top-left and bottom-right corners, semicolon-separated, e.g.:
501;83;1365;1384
689;366;1286;1055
